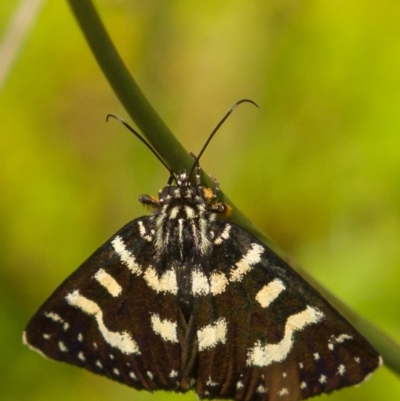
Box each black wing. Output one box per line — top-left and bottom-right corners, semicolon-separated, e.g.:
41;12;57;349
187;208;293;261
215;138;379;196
24;217;381;401
24;217;187;393
191;220;381;401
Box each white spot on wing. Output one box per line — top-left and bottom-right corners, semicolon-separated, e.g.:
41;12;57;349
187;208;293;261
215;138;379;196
151;314;178;343
113;368;120;376
319;374;327;384
214;224;231;245
129;371;137;380
169;370;178;378
256;384;266;394
313;352;320;360
334;333;353;343
44;311;60;321
112;236;141;276
96;360;102;368
191;270;228;296
78;351;85;361
191;269;210;296
66;290;140;355
328;333;353;350
256;279;285;308
246;306;324;367
43;333;51;340
147;371;154;380
236;381;244;389
197;318;227;351
94;268;122;297
78;333;83;342
206;376;218;386
44;311;69;330
138;221;152;241
278;388;289;396
210;272;228;295
337;364;346;376
144;268;178;295
230;243;264;282
300;381;307;389
58;341;68;352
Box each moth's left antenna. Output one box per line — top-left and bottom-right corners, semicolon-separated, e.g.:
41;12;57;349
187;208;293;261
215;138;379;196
106;114;174;179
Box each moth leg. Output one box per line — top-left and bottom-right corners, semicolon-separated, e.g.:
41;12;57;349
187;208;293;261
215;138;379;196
139;194;160;207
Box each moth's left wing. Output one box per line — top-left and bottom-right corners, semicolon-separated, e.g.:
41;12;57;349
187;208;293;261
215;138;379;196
24;217;187;393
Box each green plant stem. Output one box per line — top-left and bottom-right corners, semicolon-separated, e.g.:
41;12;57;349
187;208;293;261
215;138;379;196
67;0;399;377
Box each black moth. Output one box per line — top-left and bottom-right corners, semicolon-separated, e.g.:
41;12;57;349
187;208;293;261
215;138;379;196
24;100;381;401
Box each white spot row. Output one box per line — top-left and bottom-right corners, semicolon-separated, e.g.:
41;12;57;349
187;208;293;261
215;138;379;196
191;269;228;296
91;356;139;382
190;242;265;297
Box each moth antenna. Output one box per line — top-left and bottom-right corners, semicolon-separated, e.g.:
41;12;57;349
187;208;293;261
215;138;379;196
106;114;176;182
188;99;259;180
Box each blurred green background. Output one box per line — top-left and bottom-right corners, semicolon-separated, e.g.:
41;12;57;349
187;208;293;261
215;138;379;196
1;0;399;400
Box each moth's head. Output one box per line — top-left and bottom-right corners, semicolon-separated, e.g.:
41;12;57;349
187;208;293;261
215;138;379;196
139;169;231;217
157;170;207;204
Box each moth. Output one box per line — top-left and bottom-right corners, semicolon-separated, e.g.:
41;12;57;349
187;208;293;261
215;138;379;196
24;100;381;401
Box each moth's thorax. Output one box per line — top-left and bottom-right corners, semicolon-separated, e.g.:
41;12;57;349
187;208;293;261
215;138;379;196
152;188;217;258
141;172;223;258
